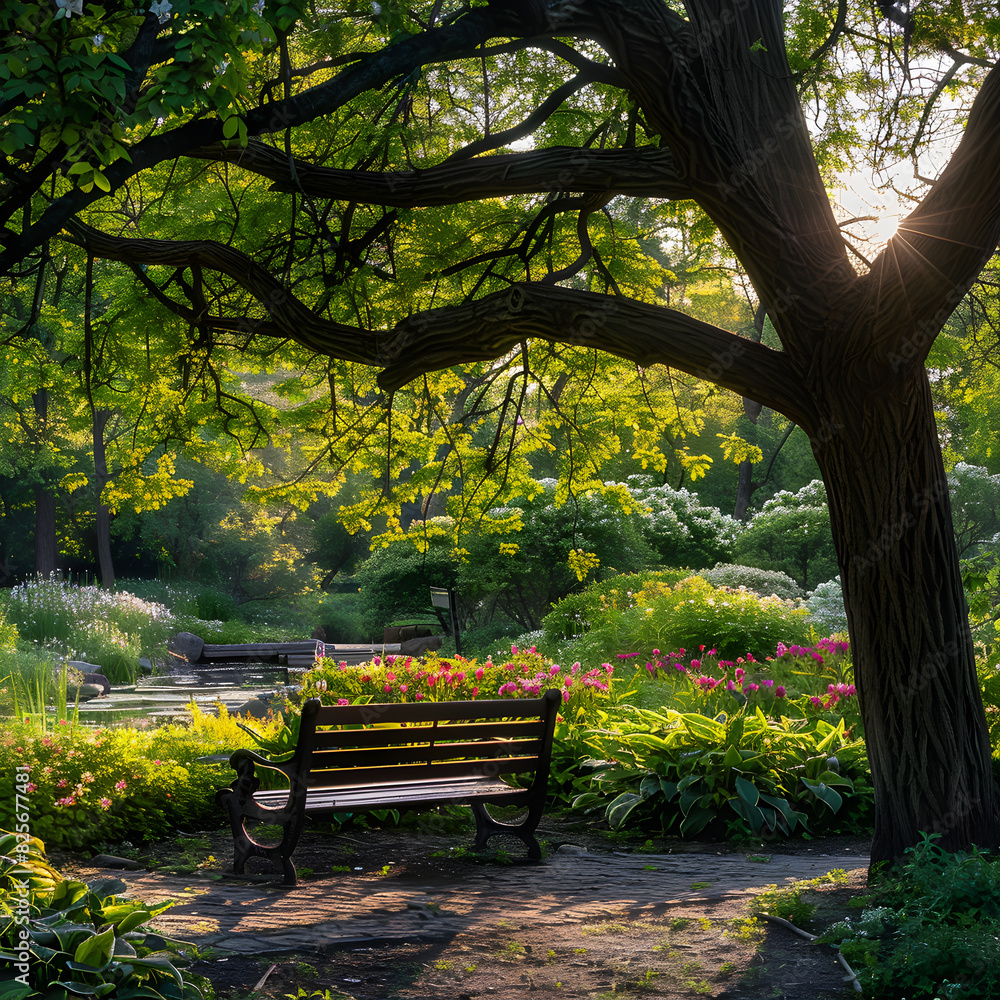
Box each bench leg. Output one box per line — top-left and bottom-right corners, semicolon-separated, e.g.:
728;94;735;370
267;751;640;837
217;782;300;885
470;801;543;861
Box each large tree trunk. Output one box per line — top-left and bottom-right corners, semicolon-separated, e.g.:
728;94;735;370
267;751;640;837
813;367;1000;863
92;408;115;588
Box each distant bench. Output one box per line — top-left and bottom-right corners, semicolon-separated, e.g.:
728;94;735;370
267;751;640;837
216;690;561;885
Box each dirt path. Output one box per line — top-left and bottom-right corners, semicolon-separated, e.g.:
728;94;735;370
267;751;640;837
57;821;870;999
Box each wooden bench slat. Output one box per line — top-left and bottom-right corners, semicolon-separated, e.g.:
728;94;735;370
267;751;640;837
305;754;541;787
310;718;546;749
311;696;551;726
253;776;526;813
308;742;540;771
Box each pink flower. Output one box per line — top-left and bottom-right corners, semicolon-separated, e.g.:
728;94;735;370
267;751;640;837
690;659;701;670
338;698;350;706
674;663;686;673
400;684;408;693
809;696;822;707
387;672;396;682
734;667;745;682
511;644;518;655
373;656;382;666
762;679;773;688
384;683;392;693
415;692;424;700
57;779;68;788
775;686;786;698
475;667;485;682
100;798;112;809
115;780;127;791
25;783;36;794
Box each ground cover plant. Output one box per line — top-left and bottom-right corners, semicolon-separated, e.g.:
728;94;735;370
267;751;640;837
0;831;205;998
818;833;1000;999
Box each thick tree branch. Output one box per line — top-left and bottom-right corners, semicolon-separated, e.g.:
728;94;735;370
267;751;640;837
378;283;808;423
859;58;1000;364
63;223;377;364
186;141;691;204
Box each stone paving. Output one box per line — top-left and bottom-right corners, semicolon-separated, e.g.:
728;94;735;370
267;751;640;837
96;845;869;958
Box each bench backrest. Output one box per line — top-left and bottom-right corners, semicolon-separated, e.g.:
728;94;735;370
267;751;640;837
294;690;561;790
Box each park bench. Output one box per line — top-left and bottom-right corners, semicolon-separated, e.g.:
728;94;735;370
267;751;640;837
216;689;561;885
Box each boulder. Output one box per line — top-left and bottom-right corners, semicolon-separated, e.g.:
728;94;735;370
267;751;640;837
399;635;444;657
168;631;205;663
81;672;111;695
234;698;278;720
66;683;104;702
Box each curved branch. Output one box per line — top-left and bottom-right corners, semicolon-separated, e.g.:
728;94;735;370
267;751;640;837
378;283;808;423
63;223;378;364
444;72;599;163
187;141;691;204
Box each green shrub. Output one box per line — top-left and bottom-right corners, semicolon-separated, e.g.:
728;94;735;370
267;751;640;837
542;573;812;664
355;529;457;639
457;481;656;631
0;831;203;998
314;590;366;643
0;710;273;851
696;563;804;601
573;707;870;839
735;480;838;591
819;834;1000;999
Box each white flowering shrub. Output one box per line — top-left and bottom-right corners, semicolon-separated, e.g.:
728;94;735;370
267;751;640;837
805;576;849;635
697;563;804;601
625;475;743;569
0;576;173;659
734;479;838;590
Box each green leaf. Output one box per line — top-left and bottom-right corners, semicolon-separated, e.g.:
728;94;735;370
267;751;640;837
222;115;240;139
679;805;715;837
72;926;115;970
606;791;644;829
734;775;760;809
680;713;726;742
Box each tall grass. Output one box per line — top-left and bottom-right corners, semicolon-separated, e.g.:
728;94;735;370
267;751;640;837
0;650;80;730
0;576;174;683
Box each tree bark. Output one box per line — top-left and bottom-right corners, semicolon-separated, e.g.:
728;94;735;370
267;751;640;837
811;367;1000;862
92;408;115;589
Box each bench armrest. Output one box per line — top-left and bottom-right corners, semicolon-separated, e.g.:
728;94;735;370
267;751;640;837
228;747;295;779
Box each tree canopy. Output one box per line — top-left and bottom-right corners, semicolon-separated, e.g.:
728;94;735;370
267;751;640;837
5;1;1000;866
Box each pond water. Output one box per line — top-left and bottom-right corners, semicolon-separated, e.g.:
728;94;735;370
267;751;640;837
66;672;296;726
